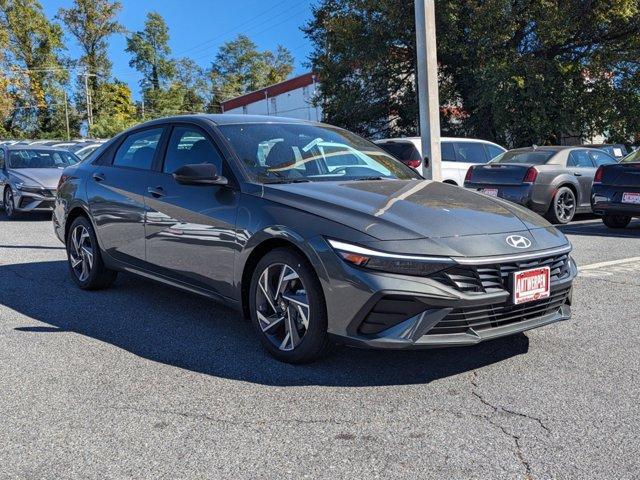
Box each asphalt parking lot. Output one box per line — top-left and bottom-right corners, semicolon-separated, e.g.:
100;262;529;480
1;213;639;479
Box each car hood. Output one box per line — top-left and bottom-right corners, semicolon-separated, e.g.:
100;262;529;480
262;179;554;241
8;168;63;189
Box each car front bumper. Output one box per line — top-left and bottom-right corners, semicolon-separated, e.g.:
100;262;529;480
14;189;57;212
312;239;577;349
592;185;640;217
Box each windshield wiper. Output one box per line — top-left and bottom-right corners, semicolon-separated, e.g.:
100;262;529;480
263;178;311;184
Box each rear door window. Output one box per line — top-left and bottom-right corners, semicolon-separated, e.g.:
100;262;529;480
454;142;488;163
568;150;595;168
113;128;164;170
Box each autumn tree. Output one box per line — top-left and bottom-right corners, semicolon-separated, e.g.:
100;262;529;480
0;0;69;137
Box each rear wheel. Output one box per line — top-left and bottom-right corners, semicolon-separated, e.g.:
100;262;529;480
3;187;17;218
66;216;117;290
603;214;631;229
547;187;576;224
249;248;330;364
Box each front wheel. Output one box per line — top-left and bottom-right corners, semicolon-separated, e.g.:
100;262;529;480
249;248;331;364
603;214;631;229
547;187;576;224
3;187;17;218
66;216;117;290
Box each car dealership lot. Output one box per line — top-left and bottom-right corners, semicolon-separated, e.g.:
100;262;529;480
0;214;639;479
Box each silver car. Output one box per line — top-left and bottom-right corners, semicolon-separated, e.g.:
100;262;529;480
0;145;79;217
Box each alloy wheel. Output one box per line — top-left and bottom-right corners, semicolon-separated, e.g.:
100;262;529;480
255;263;310;351
4;189;13;216
69;224;94;282
554;190;575;223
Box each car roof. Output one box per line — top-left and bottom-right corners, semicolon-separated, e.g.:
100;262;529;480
5;144;71;152
506;146;576;153
376;136;505;147
137;114;315;127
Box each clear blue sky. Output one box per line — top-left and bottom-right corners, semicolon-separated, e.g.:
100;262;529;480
41;0;316;99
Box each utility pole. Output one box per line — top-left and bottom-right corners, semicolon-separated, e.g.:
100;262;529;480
63;90;70;141
79;70;96;137
414;0;442;181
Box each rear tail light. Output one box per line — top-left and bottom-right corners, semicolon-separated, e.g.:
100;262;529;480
523;167;538;183
403;158;422;169
464;166;474;183
593;166;604;184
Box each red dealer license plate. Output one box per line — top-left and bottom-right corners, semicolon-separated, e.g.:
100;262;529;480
513;266;550;305
622;192;640;204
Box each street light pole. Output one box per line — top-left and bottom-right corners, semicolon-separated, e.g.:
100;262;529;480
414;0;442;181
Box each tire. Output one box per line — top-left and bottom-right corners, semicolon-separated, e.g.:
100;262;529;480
3;187;18;219
547;186;576;224
66;216;117;290
603;214;631;229
249;248;331;364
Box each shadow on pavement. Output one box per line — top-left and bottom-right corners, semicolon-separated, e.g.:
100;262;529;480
0;211;52;222
1;260;529;387
558;217;640;239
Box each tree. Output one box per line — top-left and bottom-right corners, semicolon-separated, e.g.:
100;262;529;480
0;0;70;137
91;80;137;137
304;0;640;146
174;58;209;113
208;34;294;110
57;0;124;117
126;12;174;90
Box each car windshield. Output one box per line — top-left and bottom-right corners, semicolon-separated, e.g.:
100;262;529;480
218;123;420;183
621;149;640;163
7;149;78;169
490;150;556;165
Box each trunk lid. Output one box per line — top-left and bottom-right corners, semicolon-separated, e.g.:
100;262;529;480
467;163;531;186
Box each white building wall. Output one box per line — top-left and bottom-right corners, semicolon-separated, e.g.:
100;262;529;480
225;85;322;121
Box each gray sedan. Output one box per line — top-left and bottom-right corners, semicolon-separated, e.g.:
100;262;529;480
0;145;79;217
464;146;617;223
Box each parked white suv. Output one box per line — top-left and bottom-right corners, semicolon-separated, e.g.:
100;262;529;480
375;137;506;185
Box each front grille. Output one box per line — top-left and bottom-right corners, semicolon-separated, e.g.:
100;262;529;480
431;254;570;294
41;189;56;197
427;286;571;335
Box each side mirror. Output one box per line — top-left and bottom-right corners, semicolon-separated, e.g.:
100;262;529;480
172;163;228;186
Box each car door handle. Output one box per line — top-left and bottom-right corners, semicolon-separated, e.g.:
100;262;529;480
573;172;582;177
147;186;165;198
92;172;105;182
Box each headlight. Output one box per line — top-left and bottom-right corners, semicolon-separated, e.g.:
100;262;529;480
327;239;455;276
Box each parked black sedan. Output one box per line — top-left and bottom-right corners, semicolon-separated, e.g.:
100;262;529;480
591;150;640;228
464;146;617;224
53;115;576;363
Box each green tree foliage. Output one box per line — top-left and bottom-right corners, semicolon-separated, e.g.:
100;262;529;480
58;0;124;118
91;81;137;137
126;12;175;90
0;0;70;137
174;58;209;113
305;0;640;146
209;34;294;111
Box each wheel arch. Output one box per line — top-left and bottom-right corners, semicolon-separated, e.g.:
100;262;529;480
238;229;323;320
64;203;93;243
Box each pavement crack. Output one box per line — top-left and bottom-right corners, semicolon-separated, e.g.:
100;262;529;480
470;371;551;433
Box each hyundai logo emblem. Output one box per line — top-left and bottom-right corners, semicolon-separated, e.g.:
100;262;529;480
506;235;532;249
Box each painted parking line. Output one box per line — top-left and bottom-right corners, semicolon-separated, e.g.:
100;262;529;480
578;256;640;279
